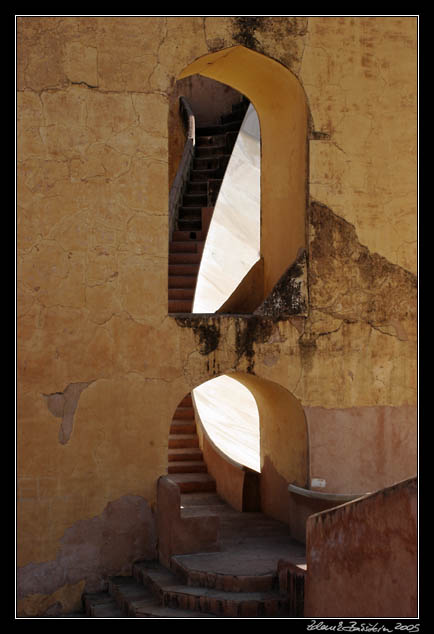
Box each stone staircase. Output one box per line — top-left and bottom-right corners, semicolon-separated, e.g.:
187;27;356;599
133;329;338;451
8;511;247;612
82;392;307;618
82;498;306;618
168;98;250;314
167;393;216;495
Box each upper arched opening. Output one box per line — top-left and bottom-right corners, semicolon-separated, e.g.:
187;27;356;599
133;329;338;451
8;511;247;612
178;45;309;300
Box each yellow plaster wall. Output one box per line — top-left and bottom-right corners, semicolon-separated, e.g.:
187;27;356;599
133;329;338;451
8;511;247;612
301;16;417;274
17;16;417;613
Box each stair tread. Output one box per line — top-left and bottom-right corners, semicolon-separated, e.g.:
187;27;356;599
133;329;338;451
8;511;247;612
133;599;219;618
143;566;286;601
168;460;207;469
168;447;202;455
169;472;215;483
170;420;196;430
84;592;126;618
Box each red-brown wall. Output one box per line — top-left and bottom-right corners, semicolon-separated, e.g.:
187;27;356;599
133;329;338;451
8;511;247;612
304;477;418;618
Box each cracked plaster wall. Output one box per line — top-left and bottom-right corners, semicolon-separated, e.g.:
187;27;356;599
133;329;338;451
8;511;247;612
17;16;417;614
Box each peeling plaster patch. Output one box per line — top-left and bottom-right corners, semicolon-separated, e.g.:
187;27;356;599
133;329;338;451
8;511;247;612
17;495;157;606
308;200;417;337
255;249;309;321
43;381;93;444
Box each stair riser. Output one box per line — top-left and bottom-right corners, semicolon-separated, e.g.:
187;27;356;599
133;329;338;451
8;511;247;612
170;559;276;593
178;207;202;219
169;242;199;254
175;480;216;493
168;276;197;289
168;449;203;462
169;253;201;264
172;230;205;241
169;422;196;434
169;264;199;276
161;590;289;617
173;407;195;419
168;463;207;474
169;300;193;313
178;394;193;407
168;436;199;449
183;194;208;206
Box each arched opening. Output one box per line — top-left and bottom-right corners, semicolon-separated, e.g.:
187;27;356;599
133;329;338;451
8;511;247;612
160;373;309;588
173;45;308;310
167;372;309;526
193;374;261;472
168;74;252;313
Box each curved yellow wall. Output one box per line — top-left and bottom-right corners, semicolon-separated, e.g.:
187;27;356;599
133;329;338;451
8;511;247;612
179;45;308;297
229;371;309;523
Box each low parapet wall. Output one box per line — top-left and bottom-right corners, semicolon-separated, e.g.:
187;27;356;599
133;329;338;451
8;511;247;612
157;476;220;568
304;477;418;618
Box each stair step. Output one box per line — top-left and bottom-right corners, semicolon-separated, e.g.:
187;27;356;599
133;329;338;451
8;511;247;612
190;168;223;182
183;193;208;206
180;492;225;506
133;600;218;618
179;393;193;407
168;275;197;289
172;230;204;241
197;121;242;136
195;144;227;158
178;219;202;231
168;299;193;313
138;564;289;617
178;206;202;218
170;419;196;434
220;110;245;124
169;241;199;254
170;557;276;593
108;576;152;616
169;472;216;493
168;288;194;300
193;157;220;170
186;181;208;193
168;447;203;462
83;592;126;618
196;134;226;147
167;460;208;473
168;434;199;449
173;406;195;419
169;252;201;265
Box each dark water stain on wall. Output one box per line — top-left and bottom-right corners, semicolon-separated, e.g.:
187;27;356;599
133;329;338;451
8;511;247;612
17;495;157;613
175;316;221;355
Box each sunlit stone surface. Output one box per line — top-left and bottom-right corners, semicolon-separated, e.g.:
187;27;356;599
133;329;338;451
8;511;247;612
193;104;261;313
193;374;261;472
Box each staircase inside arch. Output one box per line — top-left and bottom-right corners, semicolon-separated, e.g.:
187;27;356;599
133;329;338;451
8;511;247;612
83;393;307;618
168;98;250;314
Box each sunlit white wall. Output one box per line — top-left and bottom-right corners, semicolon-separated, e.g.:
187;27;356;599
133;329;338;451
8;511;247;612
192;103;261;313
193;375;261;473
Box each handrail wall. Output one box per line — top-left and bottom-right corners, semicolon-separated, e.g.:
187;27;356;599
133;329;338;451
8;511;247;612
168;96;196;241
